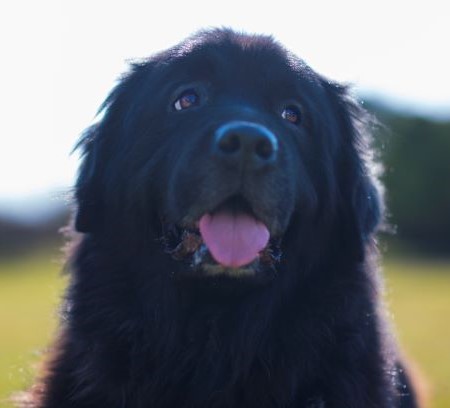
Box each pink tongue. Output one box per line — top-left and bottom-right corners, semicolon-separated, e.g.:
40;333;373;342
199;212;270;268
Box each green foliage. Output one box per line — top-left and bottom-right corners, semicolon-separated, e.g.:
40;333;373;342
366;101;450;254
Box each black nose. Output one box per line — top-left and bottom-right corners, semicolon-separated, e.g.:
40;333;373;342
214;121;278;169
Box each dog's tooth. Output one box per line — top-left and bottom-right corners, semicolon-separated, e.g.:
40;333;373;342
192;244;208;266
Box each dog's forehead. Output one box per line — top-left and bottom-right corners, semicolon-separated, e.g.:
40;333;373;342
164;35;313;90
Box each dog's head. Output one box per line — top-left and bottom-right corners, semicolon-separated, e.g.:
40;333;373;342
74;29;382;285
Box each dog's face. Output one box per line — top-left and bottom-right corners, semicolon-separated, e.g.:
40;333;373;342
75;30;381;285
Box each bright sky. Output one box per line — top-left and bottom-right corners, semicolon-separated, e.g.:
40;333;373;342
0;0;449;205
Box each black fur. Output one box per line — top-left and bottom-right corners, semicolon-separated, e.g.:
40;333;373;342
32;29;418;407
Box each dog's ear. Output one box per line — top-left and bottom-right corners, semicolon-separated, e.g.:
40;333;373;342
322;81;383;254
73;62;155;233
74;124;105;233
351;164;383;242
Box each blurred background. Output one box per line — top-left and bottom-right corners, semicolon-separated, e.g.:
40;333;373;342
0;1;449;407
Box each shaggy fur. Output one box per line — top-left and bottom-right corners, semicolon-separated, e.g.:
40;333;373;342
29;29;418;407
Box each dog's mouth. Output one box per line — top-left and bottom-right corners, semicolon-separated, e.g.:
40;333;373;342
161;196;282;278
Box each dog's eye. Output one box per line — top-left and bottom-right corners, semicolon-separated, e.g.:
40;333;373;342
281;106;301;124
174;90;199;111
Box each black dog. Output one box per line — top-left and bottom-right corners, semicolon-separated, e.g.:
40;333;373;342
29;29;418;407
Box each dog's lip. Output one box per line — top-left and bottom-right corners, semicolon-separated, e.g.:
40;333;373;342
178;217;283;242
178;195;282;238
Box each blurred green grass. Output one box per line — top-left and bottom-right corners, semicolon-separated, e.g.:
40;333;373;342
0;253;449;407
0;252;66;408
